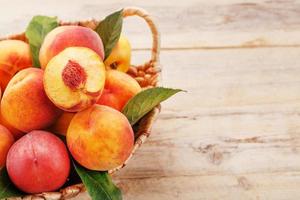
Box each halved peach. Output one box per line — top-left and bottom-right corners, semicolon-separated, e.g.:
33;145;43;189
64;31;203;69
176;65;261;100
44;47;106;112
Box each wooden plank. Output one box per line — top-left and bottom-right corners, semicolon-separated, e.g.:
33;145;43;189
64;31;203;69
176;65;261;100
1;0;300;48
114;172;300;200
112;47;300;199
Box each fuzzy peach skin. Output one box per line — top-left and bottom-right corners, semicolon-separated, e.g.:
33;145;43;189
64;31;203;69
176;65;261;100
97;70;141;111
0;40;32;91
105;35;131;72
67;105;134;171
1;68;62;132
50;112;75;136
0;124;14;168
0;114;24;139
0;88;24;139
39;25;104;69
44;47;106;112
6;130;70;193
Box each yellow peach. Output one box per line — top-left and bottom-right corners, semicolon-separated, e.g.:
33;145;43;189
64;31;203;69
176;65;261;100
50;112;75;136
1;68;62;132
0;114;24;139
97;70;141;111
67;105;134;171
0;40;32;91
104;35;131;72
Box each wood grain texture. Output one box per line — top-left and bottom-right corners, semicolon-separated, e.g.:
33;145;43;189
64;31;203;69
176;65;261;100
1;0;300;199
111;48;300;200
1;0;300;49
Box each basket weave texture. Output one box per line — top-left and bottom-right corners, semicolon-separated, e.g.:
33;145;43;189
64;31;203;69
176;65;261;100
1;7;161;200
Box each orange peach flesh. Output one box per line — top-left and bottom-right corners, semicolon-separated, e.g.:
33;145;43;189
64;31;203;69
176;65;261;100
97;70;141;111
1;68;62;132
0;40;32;91
44;47;106;112
67;105;134;171
39;25;104;69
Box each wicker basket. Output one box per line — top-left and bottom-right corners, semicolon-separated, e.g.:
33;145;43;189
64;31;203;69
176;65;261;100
2;7;161;200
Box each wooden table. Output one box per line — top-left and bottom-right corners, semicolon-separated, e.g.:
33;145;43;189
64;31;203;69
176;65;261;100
2;0;300;199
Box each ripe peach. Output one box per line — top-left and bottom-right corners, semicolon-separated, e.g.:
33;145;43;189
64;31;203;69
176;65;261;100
0;124;14;168
97;70;141;111
44;47;106;112
39;25;104;69
105;35;131;72
6;130;70;193
67;105;134;171
50;112;75;136
0;88;24;139
0;40;32;91
0;114;24;139
1;68;62;132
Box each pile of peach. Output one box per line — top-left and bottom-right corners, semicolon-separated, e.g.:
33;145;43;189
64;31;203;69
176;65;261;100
0;25;141;193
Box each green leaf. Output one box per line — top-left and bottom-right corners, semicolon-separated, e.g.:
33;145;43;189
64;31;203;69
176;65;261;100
122;87;184;125
73;162;122;200
25;15;58;67
0;168;23;199
96;10;123;60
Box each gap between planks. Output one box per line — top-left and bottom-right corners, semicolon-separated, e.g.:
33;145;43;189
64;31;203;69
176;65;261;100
132;44;300;51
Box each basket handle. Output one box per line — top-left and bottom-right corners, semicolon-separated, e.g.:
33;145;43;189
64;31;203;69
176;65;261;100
122;7;160;64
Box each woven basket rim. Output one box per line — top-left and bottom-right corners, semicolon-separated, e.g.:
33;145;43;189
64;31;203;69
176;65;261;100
3;7;162;200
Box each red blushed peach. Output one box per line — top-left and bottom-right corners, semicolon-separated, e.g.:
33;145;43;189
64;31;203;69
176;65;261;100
67;105;134;171
0;124;14;168
97;70;141;111
0;40;32;91
39;25;104;69
6;130;70;193
44;47;106;112
50;112;75;136
1;68;62;132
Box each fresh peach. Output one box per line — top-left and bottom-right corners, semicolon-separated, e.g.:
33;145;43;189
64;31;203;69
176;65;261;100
6;130;70;193
97;70;141;111
105;35;131;72
0;40;32;91
39;25;104;69
0;124;14;168
0;114;24;139
0;87;24;139
50;112;75;136
67;105;134;171
44;47;106;112
1;68;62;132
